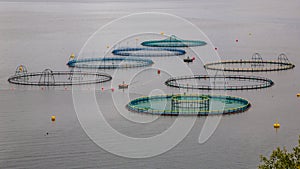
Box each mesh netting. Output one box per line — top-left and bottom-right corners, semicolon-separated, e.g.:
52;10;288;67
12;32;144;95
127;94;251;116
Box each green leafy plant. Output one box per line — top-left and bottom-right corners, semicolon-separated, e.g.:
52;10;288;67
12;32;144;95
258;136;300;169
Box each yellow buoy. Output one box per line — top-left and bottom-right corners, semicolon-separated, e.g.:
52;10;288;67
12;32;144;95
70;53;75;59
273;120;280;129
51;115;56;122
297;93;300;97
160;32;164;35
19;66;23;71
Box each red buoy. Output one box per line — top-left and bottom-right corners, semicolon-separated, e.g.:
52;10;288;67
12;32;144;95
101;87;104;91
111;88;115;92
214;47;218;50
236;39;239;42
192;57;195;60
157;69;161;75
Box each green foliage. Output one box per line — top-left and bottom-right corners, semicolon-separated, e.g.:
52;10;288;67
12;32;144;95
258;136;300;169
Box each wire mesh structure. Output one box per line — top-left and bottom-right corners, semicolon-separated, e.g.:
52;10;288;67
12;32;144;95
112;47;186;57
165;75;274;90
127;94;251;116
141;35;207;47
278;53;290;63
251;53;264;67
204;53;295;72
67;57;153;69
8;66;112;86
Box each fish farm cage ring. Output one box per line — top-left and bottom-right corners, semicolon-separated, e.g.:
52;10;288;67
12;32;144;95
141;35;207;47
127;94;251;116
8;68;112;86
204;60;295;72
165;75;274;90
112;47;186;57
67;57;153;69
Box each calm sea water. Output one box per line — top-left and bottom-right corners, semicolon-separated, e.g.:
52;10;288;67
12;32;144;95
0;0;300;168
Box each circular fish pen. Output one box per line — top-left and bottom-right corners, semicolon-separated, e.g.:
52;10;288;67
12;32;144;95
67;57;153;69
112;47;186;57
141;35;207;47
165;75;274;90
8;67;112;86
127;94;251;116
204;53;295;72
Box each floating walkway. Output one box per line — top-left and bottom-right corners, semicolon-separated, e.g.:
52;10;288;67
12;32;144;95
127;94;251;116
165;75;274;90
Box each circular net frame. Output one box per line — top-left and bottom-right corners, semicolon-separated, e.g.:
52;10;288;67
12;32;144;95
141;35;207;47
112;47;186;57
204;53;295;72
127;94;251;116
165;75;274;90
8;68;112;86
67;57;153;69
204;60;295;72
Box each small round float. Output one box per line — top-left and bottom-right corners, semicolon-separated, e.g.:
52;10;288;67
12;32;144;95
165;75;274;90
141;35;207;48
8;66;112;86
127;94;251;116
204;53;295;72
112;47;186;57
67;57;153;69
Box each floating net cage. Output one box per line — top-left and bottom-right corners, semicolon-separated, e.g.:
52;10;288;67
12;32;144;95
127;94;251;116
8;66;112;86
67;57;153;69
112;47;186;57
165;75;274;90
141;35;207;48
204;53;295;72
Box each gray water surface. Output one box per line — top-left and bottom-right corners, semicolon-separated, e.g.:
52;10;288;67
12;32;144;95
0;1;300;168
